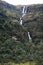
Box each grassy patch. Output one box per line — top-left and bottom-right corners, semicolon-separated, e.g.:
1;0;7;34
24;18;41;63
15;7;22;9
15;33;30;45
0;62;36;65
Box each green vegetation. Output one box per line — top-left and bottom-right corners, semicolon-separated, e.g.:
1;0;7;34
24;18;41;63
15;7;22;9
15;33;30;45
23;10;43;43
0;1;43;65
0;62;36;65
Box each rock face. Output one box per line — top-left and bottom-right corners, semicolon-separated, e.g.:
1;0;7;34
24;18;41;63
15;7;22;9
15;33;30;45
12;36;17;40
27;4;43;12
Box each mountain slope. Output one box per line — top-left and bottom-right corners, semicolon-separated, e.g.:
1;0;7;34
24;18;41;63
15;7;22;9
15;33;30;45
0;1;43;64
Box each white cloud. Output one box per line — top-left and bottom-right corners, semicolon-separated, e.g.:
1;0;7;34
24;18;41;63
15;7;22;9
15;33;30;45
2;0;43;5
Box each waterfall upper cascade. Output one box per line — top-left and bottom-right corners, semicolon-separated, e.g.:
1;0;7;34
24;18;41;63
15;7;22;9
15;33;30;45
20;6;27;25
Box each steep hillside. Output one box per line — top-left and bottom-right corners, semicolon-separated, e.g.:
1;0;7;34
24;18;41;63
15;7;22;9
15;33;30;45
0;1;43;64
0;1;29;63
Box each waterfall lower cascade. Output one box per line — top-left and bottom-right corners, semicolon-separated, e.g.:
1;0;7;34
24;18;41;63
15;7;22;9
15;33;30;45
20;18;22;25
20;6;32;42
28;32;32;42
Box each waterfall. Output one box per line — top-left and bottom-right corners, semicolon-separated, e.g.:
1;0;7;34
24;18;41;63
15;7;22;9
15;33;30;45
22;6;25;14
20;6;32;42
22;6;27;14
28;32;32;42
22;6;27;17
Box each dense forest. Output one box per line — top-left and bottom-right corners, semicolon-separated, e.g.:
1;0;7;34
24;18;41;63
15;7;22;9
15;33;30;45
0;1;43;65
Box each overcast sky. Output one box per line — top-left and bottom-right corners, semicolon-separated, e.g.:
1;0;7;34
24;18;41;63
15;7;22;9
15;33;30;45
2;0;43;5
